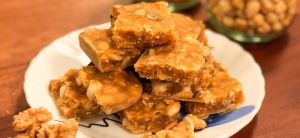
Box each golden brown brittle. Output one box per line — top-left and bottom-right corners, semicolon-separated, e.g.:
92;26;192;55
171;13;207;44
78;65;142;114
185;71;245;118
111;2;176;49
49;68;102;118
79;28;142;73
120;93;180;134
151;58;226;103
134;38;210;85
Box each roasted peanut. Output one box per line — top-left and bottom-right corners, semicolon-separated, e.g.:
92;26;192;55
253;14;266;26
246;0;261;18
235;18;248;30
59;85;67;97
232;0;245;10
165;102;180;117
223;16;235;27
86;80;102;100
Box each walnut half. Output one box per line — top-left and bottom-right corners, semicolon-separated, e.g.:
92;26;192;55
12;107;78;138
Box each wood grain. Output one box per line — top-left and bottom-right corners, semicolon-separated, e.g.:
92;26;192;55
0;0;299;137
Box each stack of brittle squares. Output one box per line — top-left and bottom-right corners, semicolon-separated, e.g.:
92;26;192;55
49;2;244;137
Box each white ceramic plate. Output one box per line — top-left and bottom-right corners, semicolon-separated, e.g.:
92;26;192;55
24;23;265;138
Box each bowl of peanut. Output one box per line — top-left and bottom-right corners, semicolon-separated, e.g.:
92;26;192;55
207;0;297;43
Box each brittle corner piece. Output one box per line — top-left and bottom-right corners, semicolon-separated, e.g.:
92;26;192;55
150;58;224;103
12;107;78;138
134;37;211;84
79;28;141;73
49;68;103;118
79;65;143;115
185;71;245;118
111;2;176;49
120;93;181;134
49;65;143;116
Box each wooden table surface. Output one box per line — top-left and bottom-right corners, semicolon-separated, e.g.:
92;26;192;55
1;0;299;137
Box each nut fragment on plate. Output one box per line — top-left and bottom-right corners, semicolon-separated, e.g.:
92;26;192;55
119;93;181;134
111;2;176;49
49;69;103;118
143;114;206;138
134;37;211;85
12;107;78;138
79;28;142;73
36;118;78;138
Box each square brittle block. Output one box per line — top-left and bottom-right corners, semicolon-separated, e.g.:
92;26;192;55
120;93;181;134
111;2;176;49
185;71;244;118
49;69;102;118
151;57;226;103
79;28;142;73
134;37;211;84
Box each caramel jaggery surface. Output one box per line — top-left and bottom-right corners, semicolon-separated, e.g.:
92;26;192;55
134;37;211;84
120;93;181;134
78;65;143;115
111;2;176;49
49;69;102;118
79;28;142;73
171;13;207;44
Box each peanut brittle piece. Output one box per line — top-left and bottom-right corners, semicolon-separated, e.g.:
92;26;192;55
143;114;206;138
12;107;78;138
185;91;244;118
134;37;211;84
49;69;102;118
111;2;176;49
78;65;142;115
185;72;245;118
79;28;141;73
120;93;181;134
152;58;227;103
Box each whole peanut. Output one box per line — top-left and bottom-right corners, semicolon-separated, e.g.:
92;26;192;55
210;0;297;34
